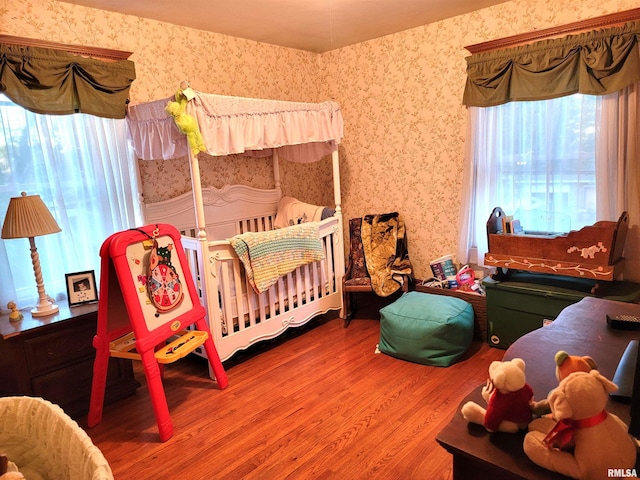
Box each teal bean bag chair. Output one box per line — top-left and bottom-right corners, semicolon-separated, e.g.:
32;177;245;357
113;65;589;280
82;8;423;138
379;291;474;366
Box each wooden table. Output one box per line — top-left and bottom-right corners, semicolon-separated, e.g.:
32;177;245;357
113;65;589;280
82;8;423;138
436;297;640;479
0;301;139;419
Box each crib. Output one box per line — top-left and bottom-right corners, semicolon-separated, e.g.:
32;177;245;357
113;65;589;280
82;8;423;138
127;91;346;365
144;183;343;362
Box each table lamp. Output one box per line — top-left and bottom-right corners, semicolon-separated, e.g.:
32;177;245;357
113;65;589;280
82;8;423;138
1;192;61;317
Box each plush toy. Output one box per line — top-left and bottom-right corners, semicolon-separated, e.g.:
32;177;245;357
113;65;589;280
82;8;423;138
165;89;206;157
532;350;598;417
0;455;24;480
555;351;597;381
6;301;22;322
524;370;637;480
461;358;534;433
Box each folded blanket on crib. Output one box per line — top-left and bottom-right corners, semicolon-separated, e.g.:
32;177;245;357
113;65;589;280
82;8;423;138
229;223;325;294
274;196;335;229
361;212;413;297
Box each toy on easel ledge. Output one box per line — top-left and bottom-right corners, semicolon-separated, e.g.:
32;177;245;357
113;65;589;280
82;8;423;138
461;358;535;433
524;370;637;479
6;302;22;322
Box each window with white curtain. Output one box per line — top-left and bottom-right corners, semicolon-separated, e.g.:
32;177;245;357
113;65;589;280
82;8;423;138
458;86;639;274
0;95;144;313
485;94;597;231
459;94;597;264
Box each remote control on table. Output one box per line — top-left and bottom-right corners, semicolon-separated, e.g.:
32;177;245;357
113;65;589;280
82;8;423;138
606;314;640;330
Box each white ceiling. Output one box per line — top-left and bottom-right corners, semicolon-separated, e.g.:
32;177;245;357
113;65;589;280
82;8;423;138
59;0;509;53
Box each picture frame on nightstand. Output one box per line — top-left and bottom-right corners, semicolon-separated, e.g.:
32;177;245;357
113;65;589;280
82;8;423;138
65;270;98;306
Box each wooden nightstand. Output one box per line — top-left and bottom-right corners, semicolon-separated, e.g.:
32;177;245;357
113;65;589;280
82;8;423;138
0;301;139;419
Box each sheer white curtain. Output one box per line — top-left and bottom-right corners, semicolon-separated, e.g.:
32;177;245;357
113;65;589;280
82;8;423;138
457;91;636;278
0;96;144;313
597;84;640;280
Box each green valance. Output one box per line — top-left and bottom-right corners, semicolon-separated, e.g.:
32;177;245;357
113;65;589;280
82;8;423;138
0;43;135;119
463;21;640;107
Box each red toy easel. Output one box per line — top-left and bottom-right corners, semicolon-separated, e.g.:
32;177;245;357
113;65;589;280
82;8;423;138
88;223;228;442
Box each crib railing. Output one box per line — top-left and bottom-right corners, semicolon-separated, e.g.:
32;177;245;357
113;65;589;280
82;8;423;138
180;216;343;362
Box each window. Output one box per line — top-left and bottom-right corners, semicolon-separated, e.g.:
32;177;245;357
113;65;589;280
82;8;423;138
459;14;640;279
481;94;596;232
0;95;144;312
458;89;634;267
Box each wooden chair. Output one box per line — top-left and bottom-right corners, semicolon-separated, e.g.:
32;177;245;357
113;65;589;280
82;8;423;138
341;217;410;327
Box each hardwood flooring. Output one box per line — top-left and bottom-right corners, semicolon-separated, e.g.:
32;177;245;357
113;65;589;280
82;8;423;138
81;295;504;479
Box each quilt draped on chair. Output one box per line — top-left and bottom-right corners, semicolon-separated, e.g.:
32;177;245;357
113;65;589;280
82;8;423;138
361;213;413;297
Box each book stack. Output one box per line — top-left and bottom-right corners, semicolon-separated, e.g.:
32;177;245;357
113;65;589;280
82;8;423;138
502;215;524;234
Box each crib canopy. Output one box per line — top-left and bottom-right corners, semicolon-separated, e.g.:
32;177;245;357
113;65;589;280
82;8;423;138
126;91;344;163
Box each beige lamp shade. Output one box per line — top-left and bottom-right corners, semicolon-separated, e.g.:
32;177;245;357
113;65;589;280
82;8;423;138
1;192;61;317
2;192;61;239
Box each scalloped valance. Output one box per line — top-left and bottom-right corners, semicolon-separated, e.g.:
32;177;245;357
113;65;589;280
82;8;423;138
463;21;640;107
126;91;344;163
0;42;135;119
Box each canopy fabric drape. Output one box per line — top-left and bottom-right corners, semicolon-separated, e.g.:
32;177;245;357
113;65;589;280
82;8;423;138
463;21;640;107
0;43;136;119
126;91;344;162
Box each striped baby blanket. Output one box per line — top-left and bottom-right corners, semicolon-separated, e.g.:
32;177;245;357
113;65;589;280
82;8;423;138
228;223;325;294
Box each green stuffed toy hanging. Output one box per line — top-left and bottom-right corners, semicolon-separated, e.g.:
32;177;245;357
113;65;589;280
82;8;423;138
165;89;206;156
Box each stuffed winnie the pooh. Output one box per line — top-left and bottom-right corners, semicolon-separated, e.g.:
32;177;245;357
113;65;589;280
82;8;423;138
461;358;534;433
524;370;637;480
554;350;597;381
532;350;598;417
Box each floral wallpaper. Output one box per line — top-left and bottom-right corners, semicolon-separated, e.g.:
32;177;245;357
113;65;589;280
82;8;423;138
2;0;638;281
319;0;640;279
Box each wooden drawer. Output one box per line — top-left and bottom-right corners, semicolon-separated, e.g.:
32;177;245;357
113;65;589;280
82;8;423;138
1;303;139;419
31;357;95;414
31;356;133;418
23;321;95;376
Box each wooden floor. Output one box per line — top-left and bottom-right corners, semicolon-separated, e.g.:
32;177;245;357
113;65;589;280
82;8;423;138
81;295;504;480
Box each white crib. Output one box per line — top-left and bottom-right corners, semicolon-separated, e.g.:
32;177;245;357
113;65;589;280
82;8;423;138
144;183;344;364
128;92;346;367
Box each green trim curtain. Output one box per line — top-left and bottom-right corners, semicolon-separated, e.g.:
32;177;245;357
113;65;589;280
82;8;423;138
0;43;135;119
463;21;640;107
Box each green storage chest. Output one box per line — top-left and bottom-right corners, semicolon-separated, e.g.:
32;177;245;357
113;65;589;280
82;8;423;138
483;272;640;349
